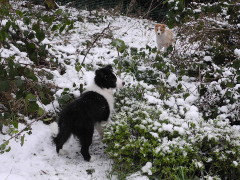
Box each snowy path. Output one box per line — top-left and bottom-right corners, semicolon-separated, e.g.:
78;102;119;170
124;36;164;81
0;122;113;180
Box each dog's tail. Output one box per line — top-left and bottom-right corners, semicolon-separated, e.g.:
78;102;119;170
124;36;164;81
50;121;59;137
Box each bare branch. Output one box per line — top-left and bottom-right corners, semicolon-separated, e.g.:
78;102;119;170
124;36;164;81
81;23;111;65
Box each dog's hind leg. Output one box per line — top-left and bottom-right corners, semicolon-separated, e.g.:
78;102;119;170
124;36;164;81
76;127;94;161
95;121;107;140
54;127;71;153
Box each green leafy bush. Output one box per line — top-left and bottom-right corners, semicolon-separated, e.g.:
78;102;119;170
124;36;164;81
0;2;74;153
104;85;240;179
104;1;240;177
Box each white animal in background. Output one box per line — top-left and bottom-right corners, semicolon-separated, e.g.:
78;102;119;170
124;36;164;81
155;24;174;52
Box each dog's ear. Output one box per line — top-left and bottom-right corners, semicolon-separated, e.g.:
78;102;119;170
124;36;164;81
105;65;113;71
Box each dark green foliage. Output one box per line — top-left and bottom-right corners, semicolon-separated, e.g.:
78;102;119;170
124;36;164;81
105;85;240;179
105;1;240;179
0;3;74;153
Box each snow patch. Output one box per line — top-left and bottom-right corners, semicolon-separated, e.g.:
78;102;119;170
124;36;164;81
141;162;152;175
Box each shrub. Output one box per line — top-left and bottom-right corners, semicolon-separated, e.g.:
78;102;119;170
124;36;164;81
104;85;240;179
104;1;240;177
0;2;74;153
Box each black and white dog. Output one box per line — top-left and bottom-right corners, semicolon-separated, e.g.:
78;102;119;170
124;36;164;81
53;65;125;161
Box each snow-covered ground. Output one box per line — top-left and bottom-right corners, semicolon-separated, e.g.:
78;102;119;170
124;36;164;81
1;1;239;179
0;122;113;180
0;3;156;180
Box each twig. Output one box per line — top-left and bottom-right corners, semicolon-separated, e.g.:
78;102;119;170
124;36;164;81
81;23;111;65
3;115;45;143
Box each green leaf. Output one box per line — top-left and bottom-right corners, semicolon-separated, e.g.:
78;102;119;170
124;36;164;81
111;39;127;53
183;93;190;100
226;82;234;88
232;60;240;69
26;42;35;49
27;32;35;39
12;121;18;129
196;21;204;31
59;24;66;33
51;24;59;31
25;93;37;102
75;62;82;72
62;94;71;102
43;118;53;122
27;101;39;113
23;17;31;25
15;10;23;18
15;79;24;88
32;23;40;32
36;30;45;42
67;24;74;31
32;23;45;42
54;9;63;15
42;15;54;24
38;107;44;116
5;146;11;152
225;91;232;98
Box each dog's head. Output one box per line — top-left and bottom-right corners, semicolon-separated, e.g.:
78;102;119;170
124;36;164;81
155;24;166;35
94;65;125;89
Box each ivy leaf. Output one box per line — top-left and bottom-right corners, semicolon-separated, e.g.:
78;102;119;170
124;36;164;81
25;93;37;102
15;79;24;88
51;24;59;31
43;118;53;122
75;62;82;72
32;23;45;42
35;30;45;42
27;101;39;113
15;10;23;18
183;93;190;100
59;24;66;33
12;121;18;129
38;107;44;116
232;60;240;69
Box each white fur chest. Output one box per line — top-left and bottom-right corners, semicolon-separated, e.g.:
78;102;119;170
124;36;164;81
156;33;168;47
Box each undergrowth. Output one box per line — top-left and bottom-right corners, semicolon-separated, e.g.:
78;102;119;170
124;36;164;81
1;0;240;179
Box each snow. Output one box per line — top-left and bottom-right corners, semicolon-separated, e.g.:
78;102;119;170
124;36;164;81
0;122;112;180
0;2;158;179
55;44;76;54
127;172;149;180
162;123;174;133
204;56;212;61
141;162;152;175
233;161;238;167
234;48;240;57
173;126;185;135
1;1;239;179
167;73;177;87
185;106;200;121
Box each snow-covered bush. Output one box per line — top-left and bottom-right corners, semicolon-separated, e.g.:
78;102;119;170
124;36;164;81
0;2;75;153
104;1;240;177
167;0;240;124
104;84;240;179
1;1;239;179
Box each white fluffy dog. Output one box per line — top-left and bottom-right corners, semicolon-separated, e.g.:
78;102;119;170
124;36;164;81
155;24;174;52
